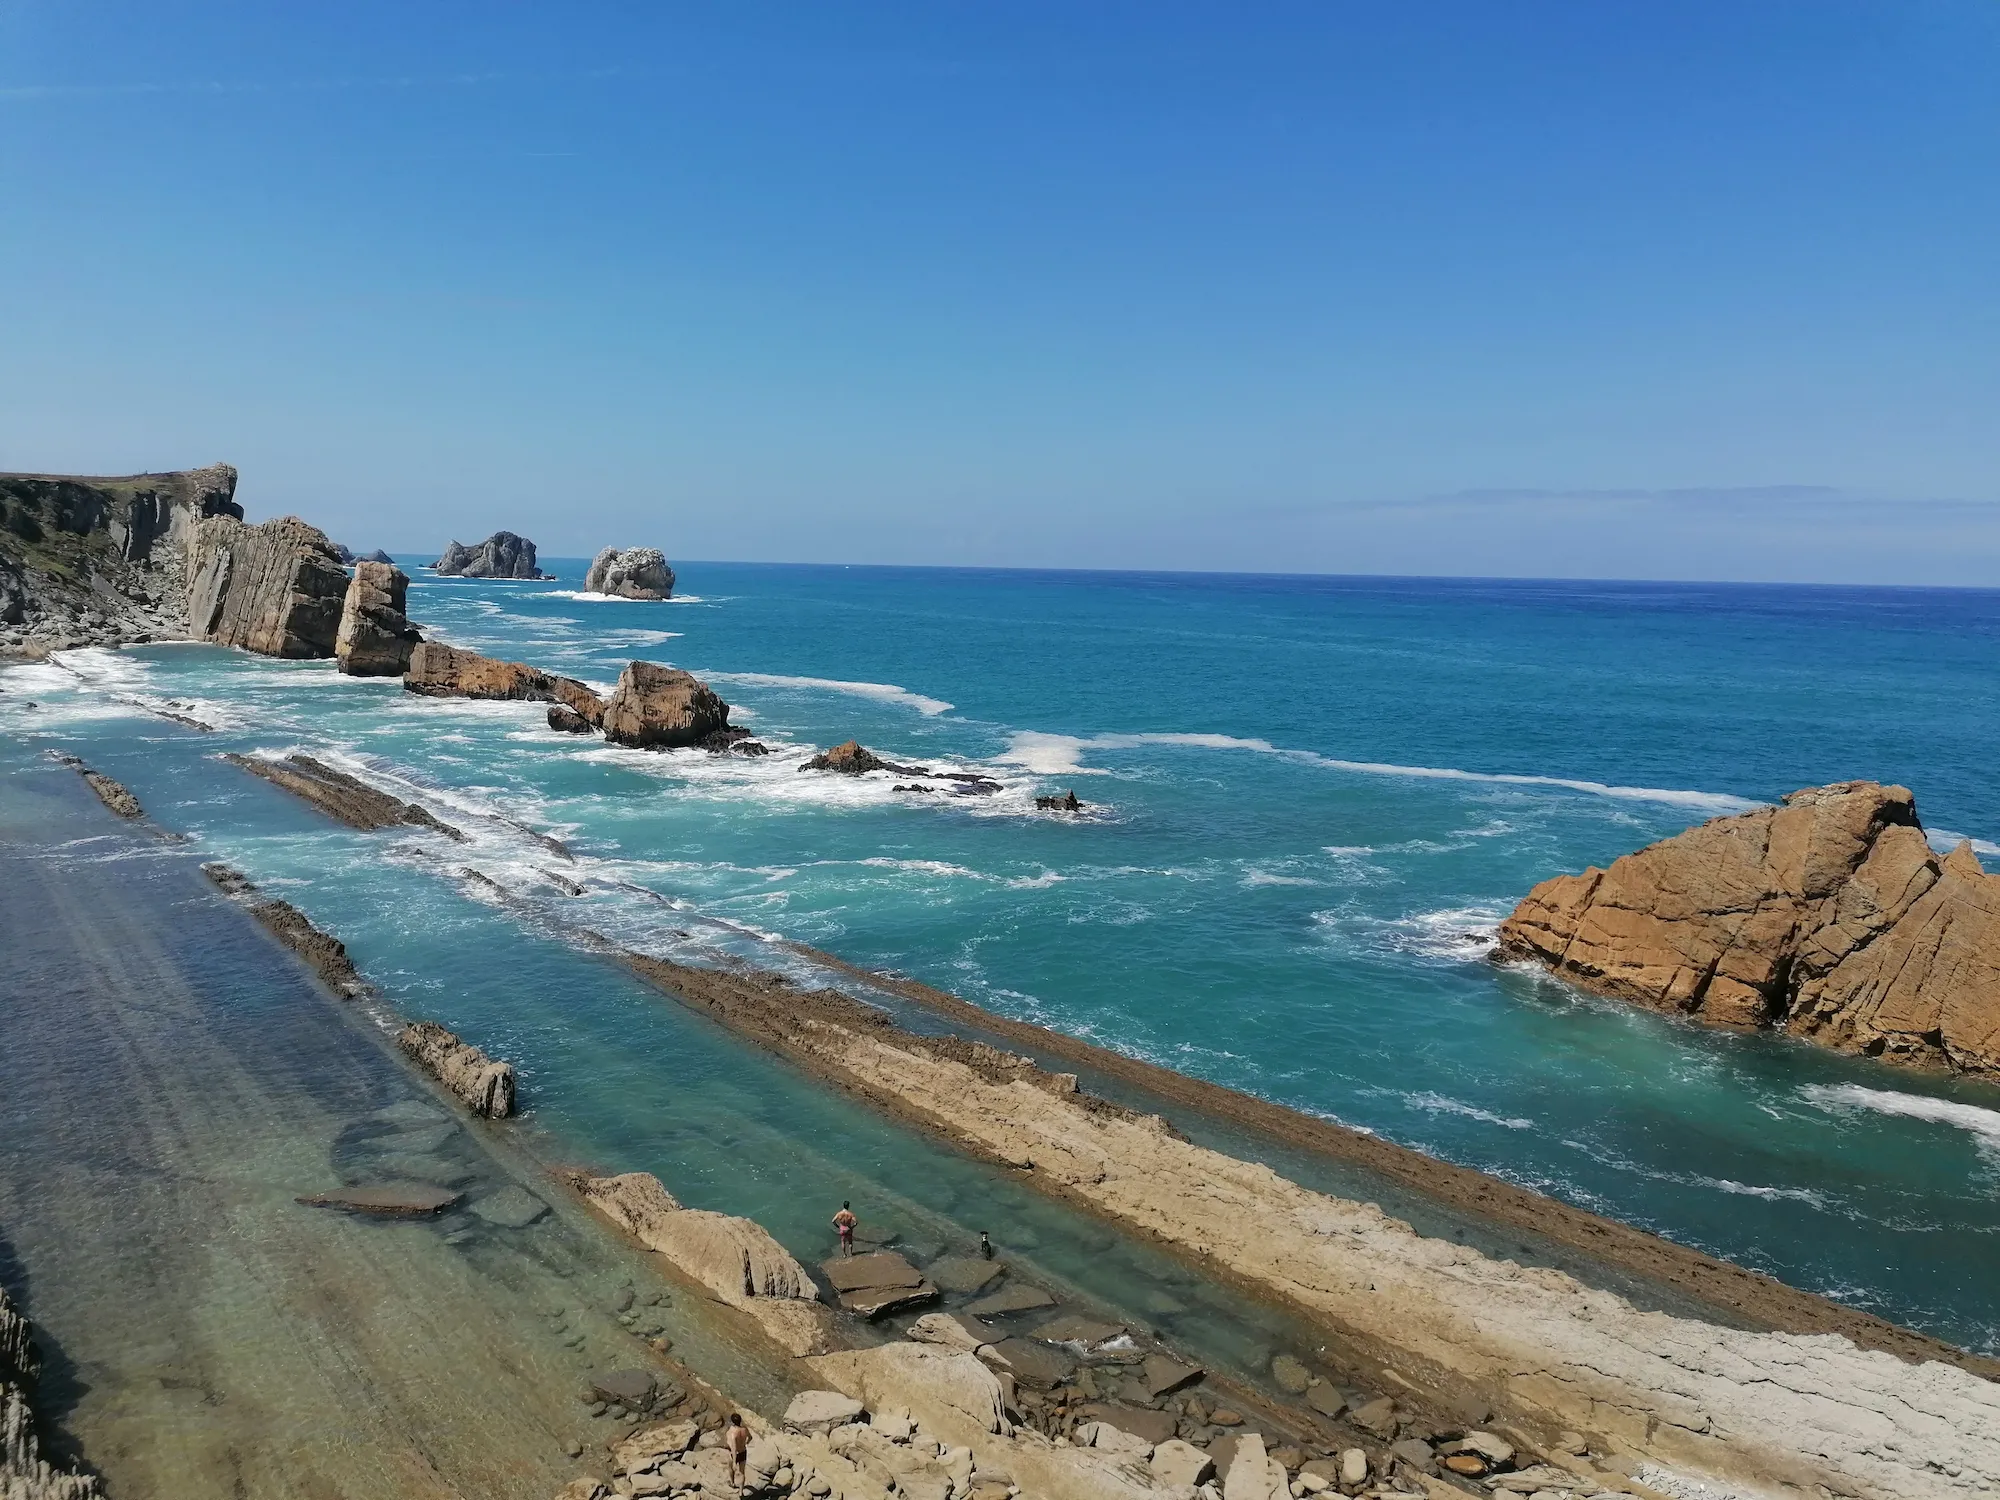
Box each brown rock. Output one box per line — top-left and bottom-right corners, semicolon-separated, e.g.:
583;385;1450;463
396;1020;517;1118
1078;1403;1178;1445
966;1282;1057;1317
185;514;349;657
335;561;422;675
225;752;463;840
1497;781;2000;1073
1141;1352;1203;1398
805;740;892;774
1443;1453;1489;1476
821;1250;926;1293
548;703;593;734
403;641;605;724
600;661;730;750
296;1183;461;1216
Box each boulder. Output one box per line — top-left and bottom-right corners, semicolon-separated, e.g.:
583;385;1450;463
1221;1432;1286;1500
1270;1354;1311;1394
548;704;592;734
335;561;422;676
1140;1352;1203;1399
1497;781;2000;1074
783;1389;864;1435
395;1021;517;1118
1077;1403;1178;1446
185;514;350;657
584;546;676;599
908;1312;996;1354
360;548;395;564
432;530;545;578
1152;1439;1216;1488
403;641;605;724
810;1343;1010;1436
600;661;731;750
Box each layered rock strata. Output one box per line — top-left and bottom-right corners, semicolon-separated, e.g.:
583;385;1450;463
397;1021;517;1119
1;1281;105;1499
1496;781;2000;1074
49;753;142;820
403;641;605;724
433;531;545;578
224;752;464;840
608;947;2000;1500
584;546;675;599
567;1170;833;1356
334;561;423;676
0;463;239;651
184;514;349;657
600;661;731;749
201;862;374;999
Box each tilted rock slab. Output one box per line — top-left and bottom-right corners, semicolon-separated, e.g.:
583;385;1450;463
402;641;605;724
396;1021;517;1118
184;514;349;657
1497;780;2000;1073
335;560;422;675
433;530;544;578
599;661;730;749
583;546;675;599
567;1171;832;1355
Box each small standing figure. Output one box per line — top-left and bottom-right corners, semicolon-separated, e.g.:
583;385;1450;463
833;1200;858;1257
978;1230;994;1260
725;1412;750;1489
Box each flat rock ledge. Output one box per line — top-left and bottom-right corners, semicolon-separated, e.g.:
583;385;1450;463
1497;780;2000;1074
397;1021;518;1119
2;1281;105;1499
403;641;605;725
224;752;464;840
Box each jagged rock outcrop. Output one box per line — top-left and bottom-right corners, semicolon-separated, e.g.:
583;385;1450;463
184;514;349;657
334;543;356;563
600;661;730;750
805;740;898;775
567;1170;831;1355
334;561;422;675
224;753;463;841
0;463;240;650
402;641;605;724
2;1282;105;1499
1497;781;2000;1073
397;1021;517;1118
359;548;395;564
433;531;545;579
583;546;675;599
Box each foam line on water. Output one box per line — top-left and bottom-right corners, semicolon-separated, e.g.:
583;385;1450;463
704;672;954;717
539;590;708;604
1800;1083;2000;1162
998;730;1757;813
1928;828;2000;857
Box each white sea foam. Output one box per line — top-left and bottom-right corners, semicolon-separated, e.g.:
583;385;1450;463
1928;827;2000;857
1399;1091;1535;1130
1800;1083;2000;1162
542;590;707;604
1241;868;1320;888
705;672;954;717
1315;904;1506;963
997;730;1753;813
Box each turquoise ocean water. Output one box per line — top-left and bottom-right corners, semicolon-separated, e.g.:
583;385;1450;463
4;564;1998;1355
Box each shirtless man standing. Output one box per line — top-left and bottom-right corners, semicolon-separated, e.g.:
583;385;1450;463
725;1413;750;1488
832;1201;858;1257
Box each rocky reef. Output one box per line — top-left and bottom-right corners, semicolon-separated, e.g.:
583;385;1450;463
0;464;240;653
403;641;606;724
600;661;731;749
584;546;675;599
434;531;546;579
335;560;423;675
184;513;350;657
2;1280;105;1499
1496;780;2000;1074
225;752;464;840
803;741;1004;796
398;1021;518;1119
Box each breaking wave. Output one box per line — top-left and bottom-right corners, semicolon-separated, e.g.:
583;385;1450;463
1800;1084;2000;1163
704;672;954;717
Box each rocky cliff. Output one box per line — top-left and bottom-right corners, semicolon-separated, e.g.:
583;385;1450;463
184;514;350;658
583;546;675;599
334;561;422;675
1496;781;2000;1074
433;531;545;579
0;464;240;653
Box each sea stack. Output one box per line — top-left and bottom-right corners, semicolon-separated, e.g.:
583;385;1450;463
184;514;350;658
334;561;423;676
1496;780;2000;1075
600;661;731;749
432;531;545;579
583;546;675;599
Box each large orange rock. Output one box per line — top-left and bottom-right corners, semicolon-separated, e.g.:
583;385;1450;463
401;641;603;725
599;660;730;749
1496;781;2000;1073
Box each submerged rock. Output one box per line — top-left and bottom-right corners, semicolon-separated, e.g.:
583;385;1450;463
296;1183;462;1216
185;514;349;657
335;560;422;676
584;546;675;599
397;1021;518;1118
1497;780;2000;1074
599;661;731;750
1035;790;1085;813
433;531;545;578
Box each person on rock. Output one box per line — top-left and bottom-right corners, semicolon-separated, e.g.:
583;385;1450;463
725;1412;750;1488
832;1201;858;1257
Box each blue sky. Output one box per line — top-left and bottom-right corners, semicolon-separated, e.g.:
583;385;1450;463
2;3;1996;582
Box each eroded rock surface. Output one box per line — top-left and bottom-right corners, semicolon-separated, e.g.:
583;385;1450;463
335;561;422;676
433;531;545;578
2;1282;105;1499
397;1021;518;1118
225;753;463;840
584;546;675;599
184;514;349;657
600;662;730;750
403;641;605;725
1497;780;2000;1073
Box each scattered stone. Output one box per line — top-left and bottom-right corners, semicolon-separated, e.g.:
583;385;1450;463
1349;1396;1398;1437
591;1369;657;1409
1153;1437;1217;1487
1270;1353;1311;1394
295;1183;461;1216
1141;1351;1203;1398
1304;1383;1347;1419
981;1338;1074;1389
1444;1453;1490;1476
966;1282;1057;1317
1339;1449;1369;1488
1452;1431;1516;1466
1209;1407;1244;1427
1031;1312;1127;1347
1391;1437;1437;1474
468;1185;548;1228
1078;1403;1178;1445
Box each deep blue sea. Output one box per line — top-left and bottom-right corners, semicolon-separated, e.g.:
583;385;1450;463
6;564;2000;1354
